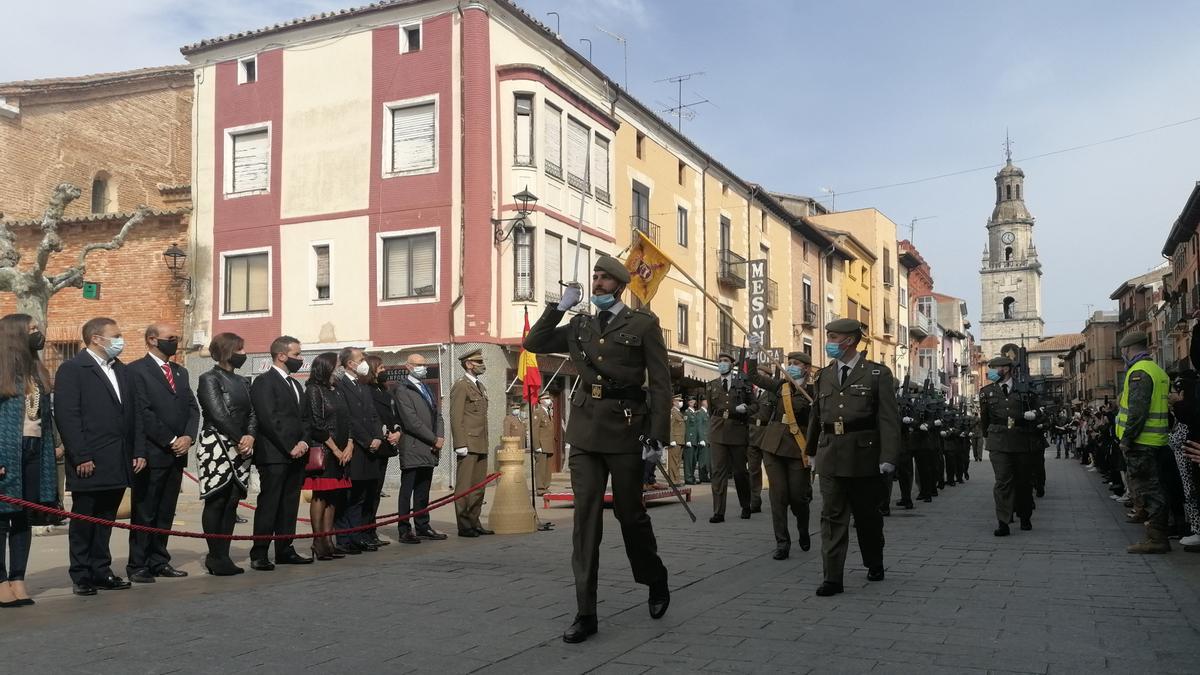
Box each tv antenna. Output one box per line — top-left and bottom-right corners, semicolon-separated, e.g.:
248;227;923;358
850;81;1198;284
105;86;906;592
908;215;938;243
655;71;709;133
595;26;628;89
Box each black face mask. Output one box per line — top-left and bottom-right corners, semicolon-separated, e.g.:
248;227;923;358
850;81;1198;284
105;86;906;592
156;338;179;357
28;331;45;353
285;356;303;373
229;353;248;370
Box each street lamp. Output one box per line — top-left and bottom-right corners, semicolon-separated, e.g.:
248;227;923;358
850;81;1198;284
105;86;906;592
163;242;192;293
493;188;539;243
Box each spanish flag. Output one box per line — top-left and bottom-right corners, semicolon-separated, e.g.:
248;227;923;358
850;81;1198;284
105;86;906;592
518;305;542;403
624;229;674;303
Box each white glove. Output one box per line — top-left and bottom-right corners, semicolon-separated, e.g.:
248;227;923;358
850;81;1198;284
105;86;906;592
699;441;706;447
535;447;543;455
747;334;763;351
1023;411;1037;421
940;431;948;438
557;283;583;310
902;416;914;425
735;403;748;414
641;439;664;464
879;462;895;475
670;441;678;447
454;447;468;457
564;443;571;452
933;419;943;427
969;432;975;438
685;442;692;447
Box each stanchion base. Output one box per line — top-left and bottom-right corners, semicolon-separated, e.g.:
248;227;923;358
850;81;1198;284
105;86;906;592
542;487;692;508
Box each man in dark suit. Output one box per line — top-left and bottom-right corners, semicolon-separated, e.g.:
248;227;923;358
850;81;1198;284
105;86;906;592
248;335;313;569
393;353;447;543
334;347;384;552
126;322;200;583
55;317;146;596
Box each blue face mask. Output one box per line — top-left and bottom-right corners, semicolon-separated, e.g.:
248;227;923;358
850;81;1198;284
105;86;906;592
101;335;125;360
987;368;1001;382
591;294;617;310
786;365;805;381
825;342;843;359
717;362;732;375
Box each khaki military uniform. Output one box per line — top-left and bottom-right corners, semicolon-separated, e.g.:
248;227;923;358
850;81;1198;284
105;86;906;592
450;375;489;532
806;354;900;585
746;385;776;511
749;361;814;554
979;380;1040;524
523;302;669;618
705;374;755;518
667;406;685;485
533;404;558;492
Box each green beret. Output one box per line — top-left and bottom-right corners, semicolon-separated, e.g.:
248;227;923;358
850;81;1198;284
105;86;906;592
594;254;631;284
458;348;483;363
787;351;811;365
825;318;864;335
987;356;1013;368
1118;331;1148;348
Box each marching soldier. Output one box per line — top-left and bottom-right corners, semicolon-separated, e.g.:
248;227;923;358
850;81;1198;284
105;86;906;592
683;396;708;484
533;393;558;495
667;393;686;486
705;352;755;522
747;368;778;513
807;319;899;597
1115;331;1172;554
449;349;493;537
523;255;670;644
747;343;815;559
894;385;920;509
979;355;1039;536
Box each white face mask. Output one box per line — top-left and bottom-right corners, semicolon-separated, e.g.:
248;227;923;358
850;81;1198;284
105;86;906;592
410;365;428;379
511;408;521;416
354;361;370;377
540;399;552;408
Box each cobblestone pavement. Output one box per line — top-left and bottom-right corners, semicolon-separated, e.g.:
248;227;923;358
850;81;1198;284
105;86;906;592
8;454;1200;674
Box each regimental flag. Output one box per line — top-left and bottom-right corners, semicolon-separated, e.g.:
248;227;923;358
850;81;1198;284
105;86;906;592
624;229;674;303
518;305;542;403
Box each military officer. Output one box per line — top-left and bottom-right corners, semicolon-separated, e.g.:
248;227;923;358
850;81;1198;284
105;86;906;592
705;351;755;522
523;255;670;644
533;393;558;495
979;355;1040;536
747;344;815;559
449;349;494;537
1116;331;1172;554
667;393;686;485
894;385;920;509
683;396;708;484
746;370;776;514
807;319;899;597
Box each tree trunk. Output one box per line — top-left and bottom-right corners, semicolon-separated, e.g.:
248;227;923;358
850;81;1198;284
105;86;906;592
15;284;51;329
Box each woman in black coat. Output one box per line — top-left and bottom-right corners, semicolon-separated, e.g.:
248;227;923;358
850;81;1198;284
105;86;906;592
363;355;401;547
196;332;257;576
304;353;352;560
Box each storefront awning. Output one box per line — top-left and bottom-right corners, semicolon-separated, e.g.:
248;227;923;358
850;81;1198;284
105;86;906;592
675;353;718;381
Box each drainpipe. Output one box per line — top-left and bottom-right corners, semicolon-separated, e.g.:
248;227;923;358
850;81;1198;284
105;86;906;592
701;160;710;359
450;2;467;343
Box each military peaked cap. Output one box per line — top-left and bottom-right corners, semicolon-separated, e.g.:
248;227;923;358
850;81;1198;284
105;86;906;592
458;348;483;363
987;356;1013;368
1118;331;1149;348
787;351;811;365
594;254;631;284
825;318;865;335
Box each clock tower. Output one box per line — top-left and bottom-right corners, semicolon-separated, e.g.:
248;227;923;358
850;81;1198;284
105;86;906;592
979;142;1043;360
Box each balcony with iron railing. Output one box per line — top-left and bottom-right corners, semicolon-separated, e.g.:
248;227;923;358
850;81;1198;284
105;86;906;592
1118;307;1135;325
707;339;742;362
631;215;660;243
717;249;747;288
803;301;818;326
766;279;779;309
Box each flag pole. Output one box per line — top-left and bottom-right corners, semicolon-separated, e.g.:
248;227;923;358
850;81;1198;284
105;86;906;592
629;230;750;335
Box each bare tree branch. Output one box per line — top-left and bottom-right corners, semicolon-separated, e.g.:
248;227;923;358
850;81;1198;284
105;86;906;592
0;214;18;269
49;206;149;292
0;265;18;292
34;183;81;276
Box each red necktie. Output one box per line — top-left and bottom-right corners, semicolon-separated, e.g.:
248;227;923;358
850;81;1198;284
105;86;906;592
162;363;176;393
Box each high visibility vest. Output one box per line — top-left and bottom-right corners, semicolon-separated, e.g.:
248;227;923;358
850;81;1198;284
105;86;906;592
1116;358;1170;446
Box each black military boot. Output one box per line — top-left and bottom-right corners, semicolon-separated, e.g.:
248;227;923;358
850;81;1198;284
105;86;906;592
994;521;1011;537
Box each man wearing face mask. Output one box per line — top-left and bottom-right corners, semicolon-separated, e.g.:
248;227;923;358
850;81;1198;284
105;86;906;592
126;322;200;583
1115;331;1172;553
248;336;313;569
746;374;776;515
533;394;558;494
705;351;755;522
55;317;146;595
450;349;492;537
523;254;671;644
666;393;686;486
979;355;1040;537
806;319;899;597
682;396;705;484
334;347;385;552
747;343;816;560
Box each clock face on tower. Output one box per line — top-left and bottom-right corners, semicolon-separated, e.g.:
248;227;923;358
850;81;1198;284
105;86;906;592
1001;231;1015;244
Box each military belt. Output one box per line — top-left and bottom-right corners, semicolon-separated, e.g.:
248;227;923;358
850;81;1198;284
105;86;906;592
822;419;875;435
590;384;645;401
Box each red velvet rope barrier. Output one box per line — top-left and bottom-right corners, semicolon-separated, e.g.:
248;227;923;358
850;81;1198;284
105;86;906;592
0;472;500;541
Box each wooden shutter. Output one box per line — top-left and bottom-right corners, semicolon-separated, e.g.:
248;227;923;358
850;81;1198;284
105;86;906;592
410;233;436;296
384;238;410;299
592;135;609;198
514;95;533;166
232;130;269;192
544;103;562;176
514;229;533;299
566;117;589;190
391;103;436;173
544;232;561;303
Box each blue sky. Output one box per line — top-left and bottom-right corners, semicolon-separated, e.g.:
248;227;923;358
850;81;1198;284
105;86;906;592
5;0;1198;336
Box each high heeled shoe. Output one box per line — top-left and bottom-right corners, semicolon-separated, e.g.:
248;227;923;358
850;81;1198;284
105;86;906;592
203;557;245;576
311;546;333;562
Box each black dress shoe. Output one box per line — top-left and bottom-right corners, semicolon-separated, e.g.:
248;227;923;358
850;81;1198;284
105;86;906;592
204;557;245;576
250;559;276;571
399;532;421;544
417;529;448;540
895;499;914;508
458;529;480;538
648;582;670;619
815;581;843;597
355;541;379;552
72;583;97;597
867;566;885;582
128;570;156;584
740;508;751;520
994;522;1011;537
922;496;932;503
277;551;314;564
475;528;495;535
799;531;811;552
772;548;789;560
153;565;188;578
750;505;762;513
334;545;361;555
1035;487;1045;498
709;514;724;523
369;537;390;547
879;508;891;517
563;615;598;644
95;575;131;590
1020;518;1033;531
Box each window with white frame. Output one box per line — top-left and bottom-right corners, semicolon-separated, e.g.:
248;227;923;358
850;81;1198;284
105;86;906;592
401;23;421;53
312;243;331;302
385;100;436;175
381;232;437;300
592;134;610;203
899;287;908;307
514;228;534;301
238;56;257;84
544;232;562;304
514;94;534;167
677;304;689;345
677;206;688;247
566;116;590;193
228;127;269;195
223;251;269;315
544;102;562;179
916;295;934;318
918;348;934;369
